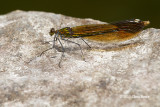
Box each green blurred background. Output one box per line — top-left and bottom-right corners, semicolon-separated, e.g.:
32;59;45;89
0;0;159;28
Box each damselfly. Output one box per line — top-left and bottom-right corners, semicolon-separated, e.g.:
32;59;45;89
41;19;150;67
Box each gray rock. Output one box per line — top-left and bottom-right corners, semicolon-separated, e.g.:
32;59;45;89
0;10;160;107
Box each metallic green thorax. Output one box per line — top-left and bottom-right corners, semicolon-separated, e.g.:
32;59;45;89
58;27;75;37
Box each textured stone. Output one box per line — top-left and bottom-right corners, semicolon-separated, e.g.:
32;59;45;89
0;10;160;107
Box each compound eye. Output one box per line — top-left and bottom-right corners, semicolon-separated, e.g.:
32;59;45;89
49;28;55;36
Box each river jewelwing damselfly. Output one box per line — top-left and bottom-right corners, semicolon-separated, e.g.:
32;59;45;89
40;19;150;67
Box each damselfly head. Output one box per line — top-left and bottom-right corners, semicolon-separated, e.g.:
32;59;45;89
49;28;56;36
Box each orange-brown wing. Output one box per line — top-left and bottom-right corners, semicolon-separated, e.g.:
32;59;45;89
71;19;149;42
71;24;140;42
83;31;140;42
71;24;117;36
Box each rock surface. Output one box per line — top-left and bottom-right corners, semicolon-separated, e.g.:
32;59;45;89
0;10;160;107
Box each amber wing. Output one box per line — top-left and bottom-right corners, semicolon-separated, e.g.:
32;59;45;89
71;24;138;42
